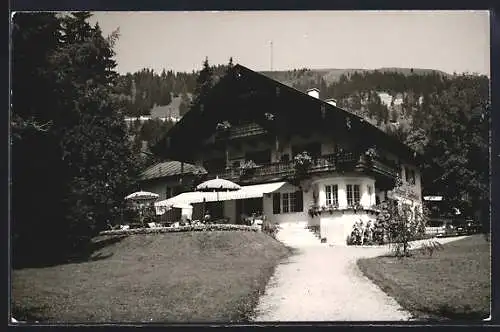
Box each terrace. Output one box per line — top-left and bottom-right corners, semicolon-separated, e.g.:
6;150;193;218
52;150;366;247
208;151;400;185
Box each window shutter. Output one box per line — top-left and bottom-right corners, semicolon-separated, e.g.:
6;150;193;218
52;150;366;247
273;193;281;214
296;190;303;212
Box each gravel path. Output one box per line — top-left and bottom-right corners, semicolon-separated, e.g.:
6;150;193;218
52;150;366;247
252;236;467;322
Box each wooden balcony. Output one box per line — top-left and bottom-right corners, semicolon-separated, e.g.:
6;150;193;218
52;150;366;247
214;123;268;141
208;151;398;185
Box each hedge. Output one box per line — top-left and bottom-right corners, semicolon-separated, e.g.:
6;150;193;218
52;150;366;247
100;224;261;236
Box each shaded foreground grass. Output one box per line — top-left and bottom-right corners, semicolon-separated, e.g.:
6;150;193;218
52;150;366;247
12;231;292;323
357;235;490;321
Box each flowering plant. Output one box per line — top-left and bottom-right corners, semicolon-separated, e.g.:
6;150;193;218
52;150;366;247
239;160;257;177
264;112;275;121
364;147;379;159
240;160;257;170
216;121;231;131
308;204;321;217
347;202;363;210
325;204;339;214
308;203;339;217
293;151;312;176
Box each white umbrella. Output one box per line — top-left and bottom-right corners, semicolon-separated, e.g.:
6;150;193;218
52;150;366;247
196;176;241;200
125;191;159;225
125;191;159;201
196;176;241;192
196;176;241;220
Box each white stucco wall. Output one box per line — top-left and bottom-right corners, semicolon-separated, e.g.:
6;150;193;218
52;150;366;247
181;207;193;220
319;210;376;245
263;183;310;224
312;174;376;209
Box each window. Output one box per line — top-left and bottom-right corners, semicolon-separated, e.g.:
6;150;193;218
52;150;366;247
354;185;360;204
367;185;373;205
347;184;360;206
282;193;290;213
325;185;338;206
203;158;226;172
166;186;174;199
410;170;416;185
272;191;303;214
404;166;410;183
245;150;271;165
272;193;281;214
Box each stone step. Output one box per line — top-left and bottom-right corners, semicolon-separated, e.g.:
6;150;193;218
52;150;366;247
275;224;324;247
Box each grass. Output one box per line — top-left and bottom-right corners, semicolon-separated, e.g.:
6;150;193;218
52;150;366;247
357;235;491;321
11;231;292;323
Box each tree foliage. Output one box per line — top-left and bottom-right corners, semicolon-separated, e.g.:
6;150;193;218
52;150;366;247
376;179;428;257
11;12;140;266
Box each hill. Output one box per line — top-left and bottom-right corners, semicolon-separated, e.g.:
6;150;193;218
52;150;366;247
262;67;451;87
149;93;193;119
12;231;292;323
140;67;451;119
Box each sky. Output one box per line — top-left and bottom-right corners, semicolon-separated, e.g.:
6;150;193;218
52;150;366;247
88;10;490;76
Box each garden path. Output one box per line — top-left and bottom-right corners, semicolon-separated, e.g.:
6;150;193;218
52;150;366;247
252;236;467;321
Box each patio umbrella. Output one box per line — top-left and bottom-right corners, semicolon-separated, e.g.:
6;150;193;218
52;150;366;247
125;191;159;225
196;177;241;221
196;176;241;201
125;191;160;201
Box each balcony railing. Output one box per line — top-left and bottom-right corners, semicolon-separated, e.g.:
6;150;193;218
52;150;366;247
214;123;267;141
209;151;399;184
371;159;400;179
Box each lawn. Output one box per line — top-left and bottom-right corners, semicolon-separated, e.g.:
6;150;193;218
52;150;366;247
357;235;491;321
11;231;292;323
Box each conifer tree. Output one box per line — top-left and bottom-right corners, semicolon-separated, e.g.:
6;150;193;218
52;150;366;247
11;12;141;264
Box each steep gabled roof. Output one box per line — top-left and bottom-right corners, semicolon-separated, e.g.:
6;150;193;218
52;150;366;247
140;161;207;182
152;64;422;164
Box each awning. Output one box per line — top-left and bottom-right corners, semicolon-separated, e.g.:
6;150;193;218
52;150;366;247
155;181;289;207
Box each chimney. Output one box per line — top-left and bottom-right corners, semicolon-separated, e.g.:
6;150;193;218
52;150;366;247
325;98;337;106
306;88;320;99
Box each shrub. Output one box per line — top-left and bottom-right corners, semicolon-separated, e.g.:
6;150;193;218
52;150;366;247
100;224;260;236
261;220;280;239
375;179;428;257
418;239;444;257
349;221;363;245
